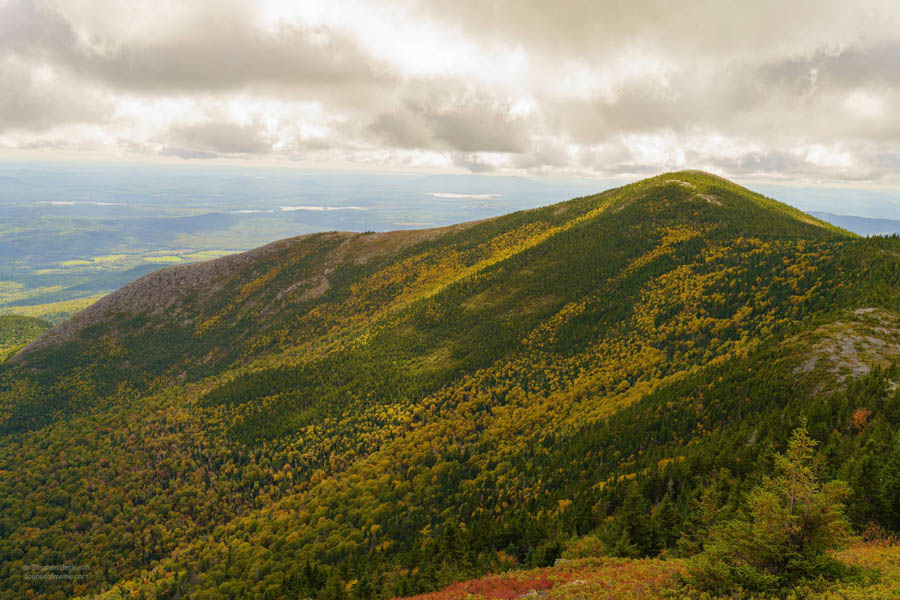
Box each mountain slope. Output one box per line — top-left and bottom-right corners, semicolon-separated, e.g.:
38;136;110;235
1;171;899;600
0;314;51;360
4;170;848;433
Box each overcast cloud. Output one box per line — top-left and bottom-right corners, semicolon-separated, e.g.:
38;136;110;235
3;0;900;183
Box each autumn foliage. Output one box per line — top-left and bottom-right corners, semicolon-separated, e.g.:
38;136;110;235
0;172;899;599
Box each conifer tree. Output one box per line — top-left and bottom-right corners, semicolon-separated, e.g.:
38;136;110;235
880;432;900;531
687;421;852;594
319;571;347;600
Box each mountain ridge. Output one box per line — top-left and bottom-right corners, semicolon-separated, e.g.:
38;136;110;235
2;171;899;600
11;170;849;364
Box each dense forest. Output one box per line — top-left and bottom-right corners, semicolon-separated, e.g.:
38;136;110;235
0;314;51;360
1;171;899;599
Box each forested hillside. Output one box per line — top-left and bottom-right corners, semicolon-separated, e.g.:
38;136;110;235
0;314;51;360
1;171;899;599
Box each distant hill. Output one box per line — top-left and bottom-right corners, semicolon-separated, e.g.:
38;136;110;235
809;210;900;236
2;171;900;600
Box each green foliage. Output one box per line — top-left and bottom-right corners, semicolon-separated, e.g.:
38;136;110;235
676;468;740;556
1;172;899;599
0;314;50;360
880;433;900;531
320;571;349;600
686;422;853;595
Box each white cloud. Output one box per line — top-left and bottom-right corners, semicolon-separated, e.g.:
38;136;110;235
842;90;884;118
3;0;900;183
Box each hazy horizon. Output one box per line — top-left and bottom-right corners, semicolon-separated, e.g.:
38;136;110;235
5;158;900;219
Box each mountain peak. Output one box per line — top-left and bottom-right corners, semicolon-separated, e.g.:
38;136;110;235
11;172;850;369
3;169;899;600
575;170;852;239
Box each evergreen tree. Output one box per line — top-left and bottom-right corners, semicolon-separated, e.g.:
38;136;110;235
616;482;656;555
352;572;374;600
880;432;900;531
319;571;347;600
686;421;852;595
676;468;737;556
652;493;680;550
608;521;640;558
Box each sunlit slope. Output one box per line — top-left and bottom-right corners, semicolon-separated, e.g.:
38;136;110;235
0;314;51;360
5;171;900;600
4;170;847;433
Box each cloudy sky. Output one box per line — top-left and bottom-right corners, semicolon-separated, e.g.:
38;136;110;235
3;0;900;184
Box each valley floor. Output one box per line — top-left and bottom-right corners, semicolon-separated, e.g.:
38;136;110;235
399;543;900;600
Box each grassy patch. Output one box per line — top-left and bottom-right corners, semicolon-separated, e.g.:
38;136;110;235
0;294;106;323
90;253;129;263
0;284;66;305
144;255;183;263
